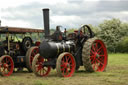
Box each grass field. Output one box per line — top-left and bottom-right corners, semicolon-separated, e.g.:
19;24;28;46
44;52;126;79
0;53;128;85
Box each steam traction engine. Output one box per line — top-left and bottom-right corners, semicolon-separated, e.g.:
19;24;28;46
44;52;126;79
32;9;108;77
0;27;43;76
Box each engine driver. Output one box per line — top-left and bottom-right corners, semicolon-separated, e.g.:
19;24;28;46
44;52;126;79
52;26;62;41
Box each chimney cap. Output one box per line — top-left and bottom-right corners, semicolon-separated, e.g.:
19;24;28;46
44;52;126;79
42;8;49;11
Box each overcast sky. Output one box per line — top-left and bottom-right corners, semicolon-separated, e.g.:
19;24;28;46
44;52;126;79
0;0;128;29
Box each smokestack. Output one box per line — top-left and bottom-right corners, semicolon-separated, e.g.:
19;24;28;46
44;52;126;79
42;8;50;38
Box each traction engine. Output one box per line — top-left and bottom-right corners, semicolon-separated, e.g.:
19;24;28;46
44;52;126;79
32;9;108;77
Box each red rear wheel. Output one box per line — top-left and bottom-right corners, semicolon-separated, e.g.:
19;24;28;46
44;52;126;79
82;38;108;72
0;55;14;76
32;54;51;77
56;52;76;77
26;46;39;72
90;40;107;71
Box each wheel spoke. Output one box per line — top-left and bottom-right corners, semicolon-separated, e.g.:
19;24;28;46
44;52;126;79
66;56;69;62
6;57;8;63
43;67;47;72
62;68;65;75
90;55;95;58
92;44;96;52
39;70;41;75
67;56;70;62
36;67;40;72
66;68;69;74
37;65;42;72
97;46;103;54
69;60;72;64
61;60;65;65
95;43;98;52
95;63;99;70
7;67;10;72
61;64;65;67
42;68;45;75
93;64;96;70
2;60;5;64
91;59;95;64
90;57;93;60
36;68;40;72
93;61;99;71
36;49;38;53
96;59;104;65
91;49;95;55
70;63;75;67
33;53;36;56
99;55;105;57
61;67;65;71
98;57;104;64
36;61;40;65
8;64;11;67
94;59;97;64
41;69;44;75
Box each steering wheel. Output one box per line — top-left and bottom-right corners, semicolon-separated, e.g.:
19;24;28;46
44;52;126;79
78;25;94;38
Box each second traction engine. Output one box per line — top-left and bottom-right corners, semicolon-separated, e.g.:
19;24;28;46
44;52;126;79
32;8;108;77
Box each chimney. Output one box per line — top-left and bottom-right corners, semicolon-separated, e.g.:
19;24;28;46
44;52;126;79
42;8;50;38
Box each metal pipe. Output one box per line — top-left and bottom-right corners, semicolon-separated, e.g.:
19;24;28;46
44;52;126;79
42;8;50;38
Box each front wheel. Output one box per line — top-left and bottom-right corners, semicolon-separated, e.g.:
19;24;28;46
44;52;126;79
32;54;51;77
56;52;76;77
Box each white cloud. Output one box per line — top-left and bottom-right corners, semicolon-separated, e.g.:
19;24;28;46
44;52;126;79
51;15;82;28
0;0;128;29
0;0;68;8
1;19;32;27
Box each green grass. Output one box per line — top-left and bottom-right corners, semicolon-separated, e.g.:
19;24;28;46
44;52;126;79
108;53;128;65
0;53;128;85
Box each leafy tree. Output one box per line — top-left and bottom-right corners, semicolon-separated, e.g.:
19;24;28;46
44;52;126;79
98;18;123;53
67;28;77;33
66;24;99;35
120;23;128;37
116;36;128;53
50;29;55;34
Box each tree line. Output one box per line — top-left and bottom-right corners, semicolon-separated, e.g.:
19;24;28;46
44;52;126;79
97;18;128;53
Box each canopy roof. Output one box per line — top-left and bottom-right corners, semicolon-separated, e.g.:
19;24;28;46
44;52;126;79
0;26;44;34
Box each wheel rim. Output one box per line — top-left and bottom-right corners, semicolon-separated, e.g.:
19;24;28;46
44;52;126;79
90;40;107;72
30;47;39;67
0;56;14;76
60;53;76;77
34;55;51;76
